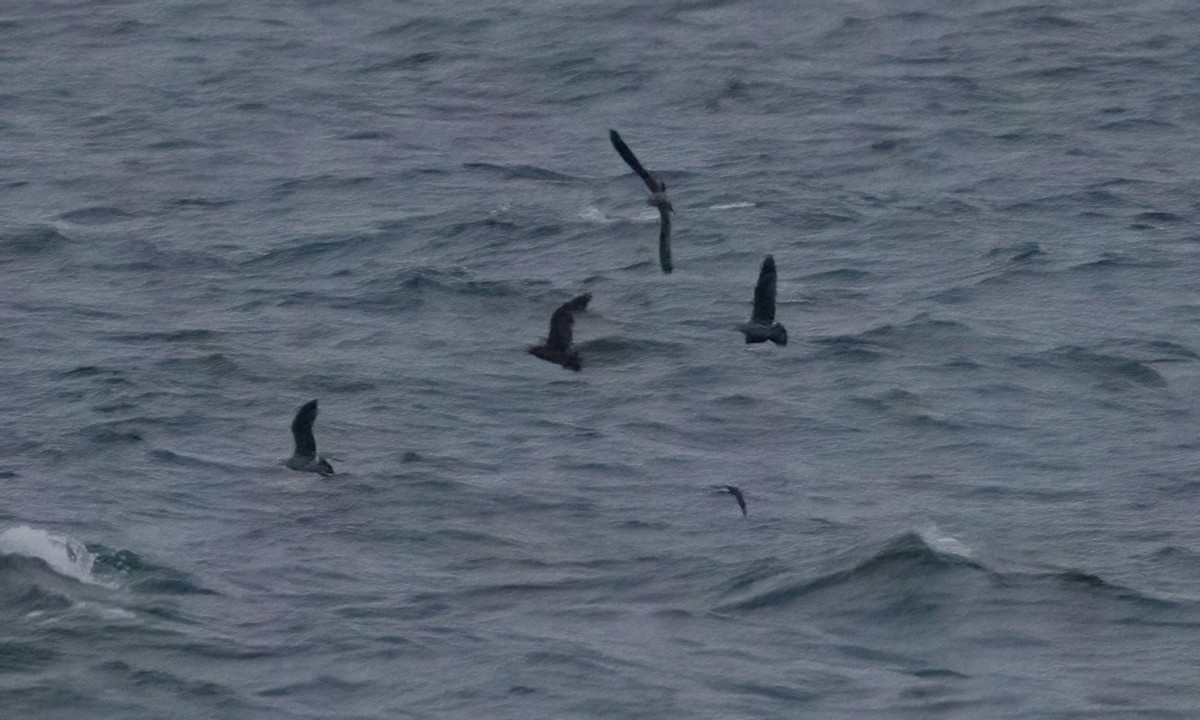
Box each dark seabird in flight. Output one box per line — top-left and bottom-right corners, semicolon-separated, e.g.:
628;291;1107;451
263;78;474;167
529;293;592;371
714;485;747;516
738;255;787;346
286;399;334;476
609;129;673;274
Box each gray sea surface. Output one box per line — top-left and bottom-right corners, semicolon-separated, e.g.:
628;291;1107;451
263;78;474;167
3;0;1200;717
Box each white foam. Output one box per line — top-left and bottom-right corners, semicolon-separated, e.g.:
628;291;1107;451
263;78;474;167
0;525;99;584
711;202;756;210
920;525;976;560
579;206;609;222
74;602;136;621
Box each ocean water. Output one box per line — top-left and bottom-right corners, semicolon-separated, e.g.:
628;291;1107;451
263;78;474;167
3;0;1200;717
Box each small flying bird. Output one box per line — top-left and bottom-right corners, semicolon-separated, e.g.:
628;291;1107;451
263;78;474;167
609;129;674;274
286;399;334;476
737;255;787;346
529;293;592;371
714;485;747;516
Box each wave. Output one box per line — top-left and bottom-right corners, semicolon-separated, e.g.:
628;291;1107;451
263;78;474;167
917;525;976;560
241;231;389;268
814;314;974;361
1067;252;1166;272
360;52;441;73
0;526;101;585
575;336;690;362
1132;210;1183;224
372;16;491;40
803;268;874;282
88;545;216;596
146;449;240;472
715;527;1193;634
1012;345;1167;387
154;353;242;382
0;640;59;674
872;314;972;340
0;526;213;596
268;173;377;199
461;162;580;183
0;225;72;255
1109;339;1197;363
98;661;238;704
930;242;1052;305
349;266;535;314
718;531;985;614
167;196;235;209
812;334;887;362
985;240;1045;263
1035;570;1184;612
104;329;222;344
57;206;136;226
56;364;130;382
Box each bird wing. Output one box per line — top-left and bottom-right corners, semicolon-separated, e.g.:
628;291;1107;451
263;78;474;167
545;305;575;352
291;399;319;459
657;205;672;274
561;292;591;314
610;129;664;194
751;255;777;324
722;485;747;515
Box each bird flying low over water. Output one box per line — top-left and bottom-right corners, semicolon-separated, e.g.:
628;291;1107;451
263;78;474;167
529;293;592;371
738;255;787;346
609;129;673;274
286;399;334;476
714;485;747;516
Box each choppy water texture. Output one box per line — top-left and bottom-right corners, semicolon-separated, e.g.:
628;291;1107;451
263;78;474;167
3;0;1200;717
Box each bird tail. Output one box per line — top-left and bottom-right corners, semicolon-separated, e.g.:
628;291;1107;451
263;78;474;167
769;323;787;346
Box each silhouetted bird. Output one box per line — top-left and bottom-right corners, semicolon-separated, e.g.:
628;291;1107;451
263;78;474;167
286;399;334;476
737;255;787;345
610;129;673;274
529;293;592;371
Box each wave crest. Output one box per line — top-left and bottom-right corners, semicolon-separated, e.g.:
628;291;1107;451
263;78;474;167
719;532;984;614
0;526;100;585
